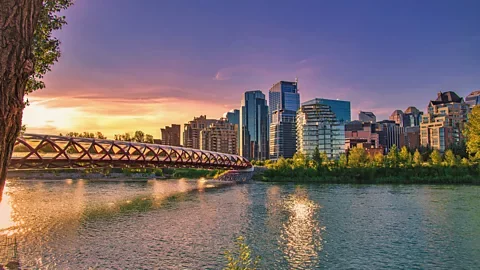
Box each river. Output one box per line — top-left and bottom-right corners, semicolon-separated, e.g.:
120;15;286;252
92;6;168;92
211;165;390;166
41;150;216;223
0;179;479;269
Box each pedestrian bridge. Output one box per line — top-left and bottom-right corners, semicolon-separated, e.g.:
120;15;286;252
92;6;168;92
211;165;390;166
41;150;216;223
9;134;251;170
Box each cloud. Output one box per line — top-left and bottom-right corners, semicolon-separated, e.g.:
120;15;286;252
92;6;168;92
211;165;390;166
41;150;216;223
213;65;271;81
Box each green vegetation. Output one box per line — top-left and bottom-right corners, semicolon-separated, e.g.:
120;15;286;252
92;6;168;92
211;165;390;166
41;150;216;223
224;236;260;270
465;105;480;159
255;145;480;184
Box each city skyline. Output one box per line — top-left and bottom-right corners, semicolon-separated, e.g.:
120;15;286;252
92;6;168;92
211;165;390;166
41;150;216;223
22;0;480;138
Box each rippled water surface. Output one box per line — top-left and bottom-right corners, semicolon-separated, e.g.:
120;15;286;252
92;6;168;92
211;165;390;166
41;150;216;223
1;179;480;269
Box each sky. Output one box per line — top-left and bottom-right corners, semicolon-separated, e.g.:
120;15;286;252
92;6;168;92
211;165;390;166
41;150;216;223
23;0;480;139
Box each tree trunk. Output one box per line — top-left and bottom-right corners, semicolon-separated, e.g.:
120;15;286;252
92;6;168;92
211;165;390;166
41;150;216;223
0;0;43;200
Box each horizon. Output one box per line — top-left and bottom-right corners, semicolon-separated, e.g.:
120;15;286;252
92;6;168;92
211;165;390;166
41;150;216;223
22;0;480;139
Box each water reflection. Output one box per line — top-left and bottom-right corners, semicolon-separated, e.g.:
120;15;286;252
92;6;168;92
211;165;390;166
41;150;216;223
280;187;323;269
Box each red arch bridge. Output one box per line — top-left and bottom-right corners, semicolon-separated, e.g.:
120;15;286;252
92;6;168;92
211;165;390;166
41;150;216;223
9;134;252;170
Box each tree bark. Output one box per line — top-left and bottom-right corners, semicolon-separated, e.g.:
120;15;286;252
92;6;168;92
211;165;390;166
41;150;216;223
0;0;43;200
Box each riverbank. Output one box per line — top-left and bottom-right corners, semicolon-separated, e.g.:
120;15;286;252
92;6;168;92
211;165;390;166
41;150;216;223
254;166;480;184
7;167;225;181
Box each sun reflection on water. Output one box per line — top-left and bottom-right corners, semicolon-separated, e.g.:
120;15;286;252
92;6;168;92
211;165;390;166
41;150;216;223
280;187;324;269
0;185;15;235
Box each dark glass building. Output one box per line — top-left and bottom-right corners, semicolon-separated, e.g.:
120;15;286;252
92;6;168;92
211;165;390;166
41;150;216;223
240;91;269;160
303;98;351;123
226;109;240;153
269;80;300;159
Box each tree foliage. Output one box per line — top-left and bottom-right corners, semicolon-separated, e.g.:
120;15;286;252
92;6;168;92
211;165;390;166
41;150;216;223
430;150;443;166
465;106;480;158
348;147;369;167
413;149;422;166
26;0;74;96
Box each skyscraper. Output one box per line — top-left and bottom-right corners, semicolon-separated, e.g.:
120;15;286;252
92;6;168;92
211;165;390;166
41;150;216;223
296;101;345;159
304;98;351;123
226;109;240;154
269;80;300;159
240;90;269;160
420;91;468;151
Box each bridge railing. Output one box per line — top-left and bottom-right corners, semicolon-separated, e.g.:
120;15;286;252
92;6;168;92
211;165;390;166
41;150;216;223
9;134;251;170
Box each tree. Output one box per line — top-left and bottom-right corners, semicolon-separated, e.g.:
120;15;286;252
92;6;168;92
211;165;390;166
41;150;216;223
312;146;322;167
386;145;400;167
444;149;458;166
399;146;411;166
145;134;154;144
96;132;107;140
465;105;480;158
0;0;73;197
134;130;145;143
413;149;422;166
338;153;348;168
430;149;442;166
348;147;368;167
293;152;308;169
373;152;384;167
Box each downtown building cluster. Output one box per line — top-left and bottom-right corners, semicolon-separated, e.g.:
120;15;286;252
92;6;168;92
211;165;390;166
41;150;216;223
158;81;480;160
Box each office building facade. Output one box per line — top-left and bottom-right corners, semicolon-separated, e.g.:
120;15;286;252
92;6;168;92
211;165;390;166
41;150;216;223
226;109;240;153
296;101;345;159
240;90;269;160
420;91;469;151
303;98;351;123
269;80;300;159
161;124;181;146
376;120;404;152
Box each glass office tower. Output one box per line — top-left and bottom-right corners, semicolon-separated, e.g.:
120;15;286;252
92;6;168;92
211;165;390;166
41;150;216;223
269;80;300;159
303;98;351;123
240;91;269;160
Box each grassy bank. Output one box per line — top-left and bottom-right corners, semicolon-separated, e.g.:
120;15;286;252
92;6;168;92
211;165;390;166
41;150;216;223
8;167;226;180
255;166;480;184
254;146;480;185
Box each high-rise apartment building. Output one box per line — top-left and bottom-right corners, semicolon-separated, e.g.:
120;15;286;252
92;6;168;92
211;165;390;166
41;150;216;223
160;124;181;146
269;80;300;159
358;111;376;123
226;109;240;154
240;90;269;160
296;100;345;159
200;118;237;154
183;115;217;149
306;98;351;123
420;91;469;151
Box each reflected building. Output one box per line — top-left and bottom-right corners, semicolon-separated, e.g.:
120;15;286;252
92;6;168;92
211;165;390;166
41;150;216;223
240;90;269;160
297;100;345;159
269;80;300;159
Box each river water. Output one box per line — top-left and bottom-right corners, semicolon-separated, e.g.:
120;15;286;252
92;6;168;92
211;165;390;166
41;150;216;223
0;179;479;269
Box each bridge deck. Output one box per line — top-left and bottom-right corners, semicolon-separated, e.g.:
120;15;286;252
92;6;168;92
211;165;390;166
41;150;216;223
9;134;251;170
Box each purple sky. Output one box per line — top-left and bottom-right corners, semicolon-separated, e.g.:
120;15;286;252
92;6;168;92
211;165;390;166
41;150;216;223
23;0;480;137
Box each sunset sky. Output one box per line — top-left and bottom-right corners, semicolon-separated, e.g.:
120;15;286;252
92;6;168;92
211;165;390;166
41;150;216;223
23;0;480;139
